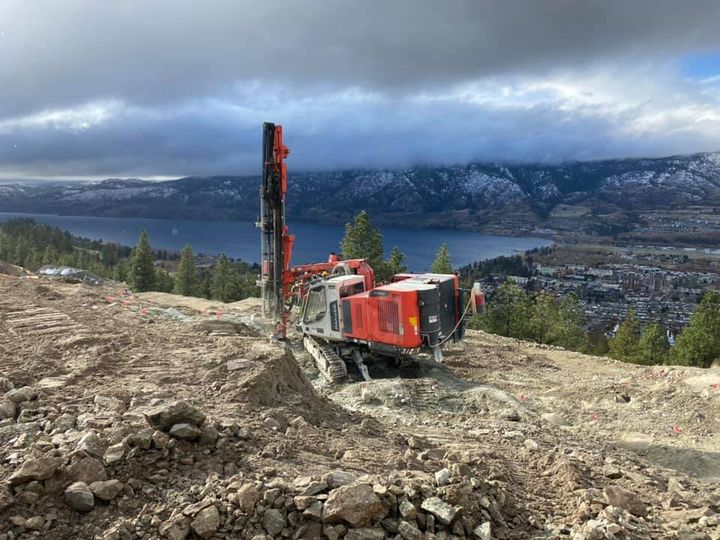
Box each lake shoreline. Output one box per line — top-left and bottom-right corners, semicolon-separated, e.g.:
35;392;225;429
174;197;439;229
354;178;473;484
0;211;554;271
0;209;556;240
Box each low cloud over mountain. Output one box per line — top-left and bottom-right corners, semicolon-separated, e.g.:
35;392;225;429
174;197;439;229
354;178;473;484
1;1;719;177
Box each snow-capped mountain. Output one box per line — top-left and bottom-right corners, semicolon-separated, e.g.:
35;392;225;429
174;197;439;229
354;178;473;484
0;152;718;235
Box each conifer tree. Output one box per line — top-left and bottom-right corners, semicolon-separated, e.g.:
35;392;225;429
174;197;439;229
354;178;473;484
211;253;241;302
42;245;58;266
173;244;198;296
609;309;640;362
128;230;156;292
201;274;212;299
386;246;407;276
341;211;384;269
480;281;532;338
113;259;128;282
431;243;452;274
671;291;720;367
556;294;588;351
155;268;175;293
636;323;669;365
529;291;558;344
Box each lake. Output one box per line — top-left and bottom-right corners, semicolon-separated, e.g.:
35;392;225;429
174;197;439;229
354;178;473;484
0;212;552;271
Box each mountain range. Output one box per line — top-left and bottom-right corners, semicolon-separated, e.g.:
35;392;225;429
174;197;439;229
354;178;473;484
1;152;719;239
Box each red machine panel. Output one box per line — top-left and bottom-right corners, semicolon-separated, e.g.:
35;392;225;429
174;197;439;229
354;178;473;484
341;292;371;342
341;287;423;349
367;286;423;349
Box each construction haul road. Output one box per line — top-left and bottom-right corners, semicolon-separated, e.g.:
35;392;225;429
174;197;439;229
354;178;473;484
0;274;719;539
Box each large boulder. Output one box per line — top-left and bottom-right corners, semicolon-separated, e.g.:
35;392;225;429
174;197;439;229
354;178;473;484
0;377;13;393
8;456;62;485
159;515;190;540
0;484;15;511
344;529;386;540
323;470;359;489
76;431;105;458
474;522;492;539
144;401;206;431
67;457;107;484
603;485;647;517
190;505;220;539
169;423;202;440
421;497;460;525
0;399;16;420
231;483;260;512
5;386;37;404
262;508;286;536
398;521;423;540
89;479;124;501
322;483;383;527
64;482;94;512
104;442;128;465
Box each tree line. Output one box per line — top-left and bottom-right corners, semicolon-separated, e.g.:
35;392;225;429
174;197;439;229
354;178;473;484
126;231;258;301
0;219;260;302
471;275;720;368
609;292;720;367
469;281;601;353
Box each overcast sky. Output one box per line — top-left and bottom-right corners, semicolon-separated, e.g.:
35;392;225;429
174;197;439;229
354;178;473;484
1;0;720;178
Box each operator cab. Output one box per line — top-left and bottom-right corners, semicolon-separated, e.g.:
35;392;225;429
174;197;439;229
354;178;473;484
298;274;366;340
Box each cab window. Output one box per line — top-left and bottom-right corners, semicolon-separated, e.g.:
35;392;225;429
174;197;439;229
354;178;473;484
340;281;364;298
304;286;327;323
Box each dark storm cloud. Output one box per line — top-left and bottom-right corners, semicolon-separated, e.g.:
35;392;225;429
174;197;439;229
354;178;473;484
0;0;719;176
2;0;720;115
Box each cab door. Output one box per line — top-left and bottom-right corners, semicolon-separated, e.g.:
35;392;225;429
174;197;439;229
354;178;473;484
299;282;343;341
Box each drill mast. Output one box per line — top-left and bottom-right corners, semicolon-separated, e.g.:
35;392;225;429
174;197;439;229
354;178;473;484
259;122;293;337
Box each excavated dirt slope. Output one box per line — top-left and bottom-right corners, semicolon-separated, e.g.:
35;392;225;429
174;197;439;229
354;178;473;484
0;274;719;539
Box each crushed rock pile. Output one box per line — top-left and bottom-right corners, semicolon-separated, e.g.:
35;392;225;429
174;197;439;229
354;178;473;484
0;381;517;540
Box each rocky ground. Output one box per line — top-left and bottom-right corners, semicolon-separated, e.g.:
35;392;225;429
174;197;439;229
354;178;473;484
0;274;719;539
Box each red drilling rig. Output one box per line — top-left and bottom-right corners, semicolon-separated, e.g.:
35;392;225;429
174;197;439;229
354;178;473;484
258;122;484;382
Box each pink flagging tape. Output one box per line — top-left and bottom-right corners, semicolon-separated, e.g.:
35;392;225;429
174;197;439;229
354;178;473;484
672;425;683;433
711;384;718;390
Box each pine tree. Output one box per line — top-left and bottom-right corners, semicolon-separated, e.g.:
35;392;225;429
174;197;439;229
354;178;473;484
528;291;558;344
173;244;198;296
341;211;384;269
555;294;588;351
671;291;720;367
479;281;532;338
211;253;241;302
128;230;156;292
42;245;58;266
386;246;407;276
431;243;452;274
636;323;669;365
201;274;212;299
609;309;640;362
113;259;128;282
155;268;175;292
